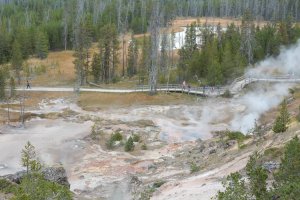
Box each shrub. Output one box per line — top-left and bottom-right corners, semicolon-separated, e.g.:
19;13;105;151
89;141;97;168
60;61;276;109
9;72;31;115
0;179;18;194
190;162;200;173
106;137;115;149
222;89;233;98
125;137;135;152
132;134;141;142
141;143;148;150
227;131;246;142
106;132;123;149
15;174;72;200
153;180;166;188
112;132;123;141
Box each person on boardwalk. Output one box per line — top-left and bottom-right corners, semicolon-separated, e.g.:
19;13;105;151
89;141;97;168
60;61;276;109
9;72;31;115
182;80;186;91
26;80;31;89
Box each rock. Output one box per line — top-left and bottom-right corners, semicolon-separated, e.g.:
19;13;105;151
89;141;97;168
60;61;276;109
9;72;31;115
263;161;280;173
42;166;70;188
209;149;217;154
3;171;26;184
195;144;205;153
130;176;142;186
224;140;236;149
1;166;70;188
148;164;157;170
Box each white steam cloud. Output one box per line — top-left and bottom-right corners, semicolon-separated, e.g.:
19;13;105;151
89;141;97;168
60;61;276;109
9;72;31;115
231;39;300;133
246;40;300;77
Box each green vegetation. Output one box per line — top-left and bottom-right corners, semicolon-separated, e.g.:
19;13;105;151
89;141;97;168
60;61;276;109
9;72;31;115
0;141;72;199
226;131;246;142
216;136;300;200
141;143;148;150
296;105;300;122
221;90;233;98
153;180;166;188
0;69;6;100
132;134;141;143
273;100;290;133
263;147;284;161
0;179;18;194
106;132;123;149
13;173;72;200
21;141;42;174
190;162;200;174
124;137;135;152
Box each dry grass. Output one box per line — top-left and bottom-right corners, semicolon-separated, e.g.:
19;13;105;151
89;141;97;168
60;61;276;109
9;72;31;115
78;92;195;110
27;51;75;86
172;17;267;30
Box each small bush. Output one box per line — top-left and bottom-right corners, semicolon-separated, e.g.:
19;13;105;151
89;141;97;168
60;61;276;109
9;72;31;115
125;137;135;152
263;147;284;160
112;132;123;141
112;76;120;83
141;143;148;150
106;132;123;149
190;162;200;173
106;137;115;149
222;89;233;98
289;88;295;95
153;180;166;188
0;179;18;194
227;131;246;142
132;134;141;142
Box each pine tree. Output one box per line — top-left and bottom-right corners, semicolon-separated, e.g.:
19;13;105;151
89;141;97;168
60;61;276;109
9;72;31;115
0;29;11;65
241;10;255;64
160;33;168;78
9;77;15;98
272;136;300;199
91;53;102;83
0;69;5;100
98;24;119;83
246;153;268;199
36;30;49;59
221;41;235;81
273;100;290;133
139;34;150;84
11;40;23;85
125;136;135;152
21;141;41;174
127;34;138;77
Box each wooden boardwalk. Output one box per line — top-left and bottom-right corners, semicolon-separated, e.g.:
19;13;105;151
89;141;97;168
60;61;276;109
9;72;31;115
17;75;300;97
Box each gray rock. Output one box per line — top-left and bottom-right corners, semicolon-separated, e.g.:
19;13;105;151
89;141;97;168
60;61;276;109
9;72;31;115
209;149;217;154
42;166;70;188
224;140;236;149
3;171;26;184
1;166;70;188
263;161;280;173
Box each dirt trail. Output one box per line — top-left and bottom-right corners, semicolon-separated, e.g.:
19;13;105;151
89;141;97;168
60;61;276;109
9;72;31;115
152;151;252;200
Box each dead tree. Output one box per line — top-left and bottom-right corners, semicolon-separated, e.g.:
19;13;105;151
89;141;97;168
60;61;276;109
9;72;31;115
149;1;161;95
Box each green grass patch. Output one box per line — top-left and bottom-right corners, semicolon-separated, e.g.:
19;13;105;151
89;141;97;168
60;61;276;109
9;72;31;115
190;162;200;174
263;147;284;161
0;179;18;194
